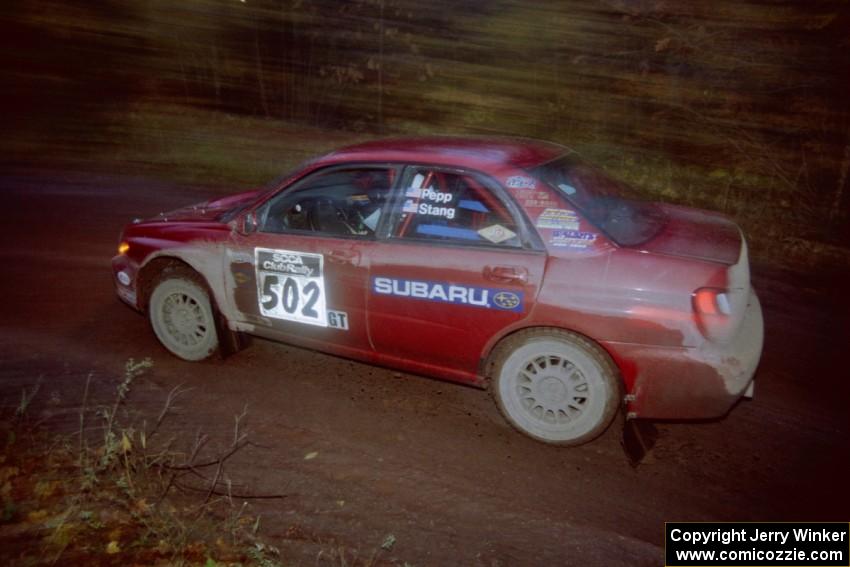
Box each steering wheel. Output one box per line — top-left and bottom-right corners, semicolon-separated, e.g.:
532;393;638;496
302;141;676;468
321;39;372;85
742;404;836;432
308;198;357;235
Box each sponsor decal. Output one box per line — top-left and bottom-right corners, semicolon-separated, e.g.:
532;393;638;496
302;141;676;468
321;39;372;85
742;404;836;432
478;224;517;244
505;175;537;189
521;191;560;209
372;277;524;313
536;208;580;230
521;198;559;209
255;248;328;327
549;229;597;249
557;182;577;195
327;309;349;330
493;291;521;309
226;250;254;263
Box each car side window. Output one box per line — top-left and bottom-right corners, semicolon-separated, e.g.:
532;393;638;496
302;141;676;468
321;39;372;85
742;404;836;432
389;168;522;248
260;167;393;237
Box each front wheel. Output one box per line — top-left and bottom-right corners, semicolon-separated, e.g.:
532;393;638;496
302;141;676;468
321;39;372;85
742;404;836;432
149;270;218;361
490;329;621;446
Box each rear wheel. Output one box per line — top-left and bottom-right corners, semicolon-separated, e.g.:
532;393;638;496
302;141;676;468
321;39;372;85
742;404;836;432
490;329;621;446
149;269;218;361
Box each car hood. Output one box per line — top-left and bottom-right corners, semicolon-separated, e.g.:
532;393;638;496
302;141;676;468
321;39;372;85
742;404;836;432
155;190;263;223
637;204;742;265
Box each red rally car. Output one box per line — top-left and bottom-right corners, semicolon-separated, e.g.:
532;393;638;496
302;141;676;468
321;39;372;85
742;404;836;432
112;137;764;446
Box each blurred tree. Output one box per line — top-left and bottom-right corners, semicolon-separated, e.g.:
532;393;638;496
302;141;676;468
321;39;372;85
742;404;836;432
2;0;848;267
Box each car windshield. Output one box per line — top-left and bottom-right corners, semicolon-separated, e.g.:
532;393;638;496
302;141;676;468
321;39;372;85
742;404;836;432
531;154;667;246
220;167;307;222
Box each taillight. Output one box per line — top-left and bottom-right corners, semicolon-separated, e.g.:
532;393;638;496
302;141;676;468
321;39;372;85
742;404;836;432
692;287;733;341
693;287;731;316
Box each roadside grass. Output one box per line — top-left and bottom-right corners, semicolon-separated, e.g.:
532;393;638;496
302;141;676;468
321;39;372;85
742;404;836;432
0;359;409;566
3;102;365;188
0;359;285;566
106;103;366;187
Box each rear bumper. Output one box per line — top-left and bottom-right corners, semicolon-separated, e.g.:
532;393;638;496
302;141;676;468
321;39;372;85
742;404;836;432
606;289;764;419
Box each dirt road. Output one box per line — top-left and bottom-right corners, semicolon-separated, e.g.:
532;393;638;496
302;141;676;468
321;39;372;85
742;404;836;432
1;172;847;566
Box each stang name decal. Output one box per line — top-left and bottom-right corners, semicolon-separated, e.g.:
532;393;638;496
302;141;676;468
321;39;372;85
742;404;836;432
255;248;328;327
372;277;524;313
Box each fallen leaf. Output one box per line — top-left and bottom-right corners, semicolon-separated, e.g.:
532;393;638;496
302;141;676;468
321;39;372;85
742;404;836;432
106;540;121;554
34;480;61;499
121;432;132;453
381;534;396;551
27;509;48;523
49;524;74;547
304;451;318;460
0;466;19;483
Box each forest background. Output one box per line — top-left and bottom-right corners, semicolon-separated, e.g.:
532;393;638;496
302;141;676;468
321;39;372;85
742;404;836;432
3;0;849;271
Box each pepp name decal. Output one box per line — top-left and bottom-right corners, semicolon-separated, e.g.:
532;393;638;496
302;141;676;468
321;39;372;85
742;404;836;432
372;277;524;313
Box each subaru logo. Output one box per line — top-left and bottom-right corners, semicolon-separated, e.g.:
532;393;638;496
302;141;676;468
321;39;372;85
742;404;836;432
493;291;520;310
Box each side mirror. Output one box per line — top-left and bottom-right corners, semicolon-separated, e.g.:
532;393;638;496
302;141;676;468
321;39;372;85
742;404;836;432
239;211;259;235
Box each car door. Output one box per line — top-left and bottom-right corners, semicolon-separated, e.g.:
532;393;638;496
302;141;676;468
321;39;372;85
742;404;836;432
366;166;547;380
226;165;399;358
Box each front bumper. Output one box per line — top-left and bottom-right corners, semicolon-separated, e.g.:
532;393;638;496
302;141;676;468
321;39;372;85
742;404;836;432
606;289;764;419
112;254;141;311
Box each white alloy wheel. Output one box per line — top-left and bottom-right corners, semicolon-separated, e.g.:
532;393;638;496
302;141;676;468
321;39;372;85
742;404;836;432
149;272;218;361
491;329;621;445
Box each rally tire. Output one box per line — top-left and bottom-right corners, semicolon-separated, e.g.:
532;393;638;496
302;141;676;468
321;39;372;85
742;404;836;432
148;268;219;361
489;329;621;446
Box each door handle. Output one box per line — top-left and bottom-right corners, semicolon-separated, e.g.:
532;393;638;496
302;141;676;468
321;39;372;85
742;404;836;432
483;265;527;284
325;249;360;266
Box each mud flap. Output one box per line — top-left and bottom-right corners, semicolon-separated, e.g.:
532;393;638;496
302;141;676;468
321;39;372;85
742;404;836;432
216;313;250;359
621;418;658;467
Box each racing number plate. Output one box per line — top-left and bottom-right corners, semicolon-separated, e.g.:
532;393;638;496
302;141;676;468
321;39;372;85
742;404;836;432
255;248;328;327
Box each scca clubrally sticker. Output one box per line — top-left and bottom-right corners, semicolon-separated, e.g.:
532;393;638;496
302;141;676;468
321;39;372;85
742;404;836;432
255;248;328;327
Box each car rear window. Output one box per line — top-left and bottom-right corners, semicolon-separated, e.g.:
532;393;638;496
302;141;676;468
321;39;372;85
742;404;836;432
531;155;667;246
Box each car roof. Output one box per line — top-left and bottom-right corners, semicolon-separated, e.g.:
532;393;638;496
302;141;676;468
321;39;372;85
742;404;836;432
313;136;569;170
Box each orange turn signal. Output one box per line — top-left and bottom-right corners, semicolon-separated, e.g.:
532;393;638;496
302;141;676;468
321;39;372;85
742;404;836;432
118;242;130;255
